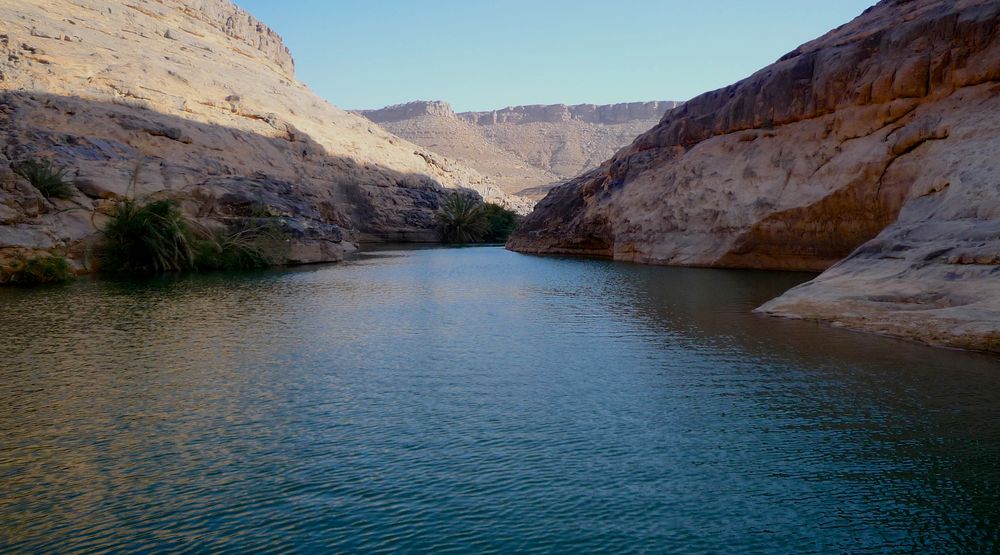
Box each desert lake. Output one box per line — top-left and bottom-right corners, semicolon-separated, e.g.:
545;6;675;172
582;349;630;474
1;246;998;552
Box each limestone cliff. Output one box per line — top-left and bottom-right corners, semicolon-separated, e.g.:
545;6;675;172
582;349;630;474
359;101;681;199
458;101;679;126
0;0;529;270
508;0;1000;353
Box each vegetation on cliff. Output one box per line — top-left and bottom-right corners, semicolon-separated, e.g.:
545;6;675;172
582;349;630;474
92;157;287;275
14;159;76;200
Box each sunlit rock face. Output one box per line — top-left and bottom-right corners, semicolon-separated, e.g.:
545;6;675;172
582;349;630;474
0;0;530;269
508;0;1000;352
360;101;682;199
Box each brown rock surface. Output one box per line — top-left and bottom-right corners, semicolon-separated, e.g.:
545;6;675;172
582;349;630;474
0;0;529;271
359;101;681;199
508;0;1000;353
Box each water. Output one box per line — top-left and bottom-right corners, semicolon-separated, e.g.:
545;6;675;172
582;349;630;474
1;246;998;553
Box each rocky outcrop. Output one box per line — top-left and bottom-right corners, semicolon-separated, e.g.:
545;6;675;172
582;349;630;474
179;0;294;78
508;0;1000;353
0;0;529;272
362;101;457;123
458;101;681;126
359;100;680;199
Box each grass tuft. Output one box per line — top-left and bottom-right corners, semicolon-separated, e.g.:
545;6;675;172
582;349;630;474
194;226;280;271
99;195;288;274
1;255;74;285
14;159;76;199
99;198;197;273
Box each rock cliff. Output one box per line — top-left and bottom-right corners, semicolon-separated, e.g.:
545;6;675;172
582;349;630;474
508;0;1000;353
359;100;681;199
180;0;295;77
0;0;528;271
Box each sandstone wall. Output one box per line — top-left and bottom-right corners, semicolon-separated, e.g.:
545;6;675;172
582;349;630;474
508;0;1000;352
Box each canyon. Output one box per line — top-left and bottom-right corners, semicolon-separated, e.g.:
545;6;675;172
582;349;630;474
508;0;1000;353
359;100;681;199
0;0;529;272
1;0;996;354
1;2;998;552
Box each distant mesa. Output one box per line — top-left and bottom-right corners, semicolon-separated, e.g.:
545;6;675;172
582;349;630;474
358;101;457;123
361;100;682;126
357;100;683;199
459;101;682;126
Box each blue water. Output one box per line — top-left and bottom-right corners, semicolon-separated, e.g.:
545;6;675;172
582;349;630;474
1;246;998;553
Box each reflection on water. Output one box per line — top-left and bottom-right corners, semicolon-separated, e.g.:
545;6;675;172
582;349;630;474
1;246;998;552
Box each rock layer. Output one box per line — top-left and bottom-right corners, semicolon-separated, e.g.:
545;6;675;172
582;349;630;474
508;0;1000;353
0;0;529;272
359;101;681;199
458;101;678;126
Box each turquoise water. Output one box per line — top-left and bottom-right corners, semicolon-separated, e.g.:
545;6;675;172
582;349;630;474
1;246;998;553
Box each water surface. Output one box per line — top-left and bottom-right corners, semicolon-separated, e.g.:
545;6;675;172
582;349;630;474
1;246;998;552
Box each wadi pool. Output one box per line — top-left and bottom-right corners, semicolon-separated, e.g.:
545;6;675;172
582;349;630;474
1;246;998;552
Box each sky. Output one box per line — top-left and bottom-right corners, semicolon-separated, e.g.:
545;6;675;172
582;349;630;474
234;0;877;113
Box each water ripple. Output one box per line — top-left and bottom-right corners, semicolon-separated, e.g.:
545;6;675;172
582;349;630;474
0;247;998;552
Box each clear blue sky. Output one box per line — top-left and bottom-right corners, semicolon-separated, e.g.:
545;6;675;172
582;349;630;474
235;0;876;112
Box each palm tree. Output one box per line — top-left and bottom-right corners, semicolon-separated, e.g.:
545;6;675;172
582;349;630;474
435;193;489;244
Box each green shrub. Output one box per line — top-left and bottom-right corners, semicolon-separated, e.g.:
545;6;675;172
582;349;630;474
99;198;197;273
194;228;276;271
1;255;74;285
99;195;290;273
435;193;489;244
14;159;76;199
480;203;521;243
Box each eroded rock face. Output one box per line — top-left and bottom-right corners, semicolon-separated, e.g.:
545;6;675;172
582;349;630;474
180;0;295;77
508;0;1000;353
0;0;529;271
359;100;681;199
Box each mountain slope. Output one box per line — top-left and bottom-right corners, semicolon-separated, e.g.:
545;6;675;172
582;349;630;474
508;0;1000;353
360;101;681;199
0;0;528;270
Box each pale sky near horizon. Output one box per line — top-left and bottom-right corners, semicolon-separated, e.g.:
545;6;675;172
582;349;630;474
235;0;877;113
